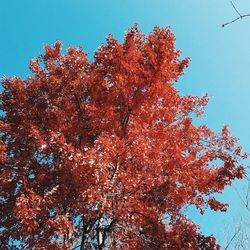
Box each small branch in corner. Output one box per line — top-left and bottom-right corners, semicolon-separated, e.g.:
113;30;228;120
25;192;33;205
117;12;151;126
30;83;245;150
230;1;242;17
222;1;250;27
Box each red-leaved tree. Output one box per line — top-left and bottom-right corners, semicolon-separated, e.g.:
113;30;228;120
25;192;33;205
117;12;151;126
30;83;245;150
0;25;247;249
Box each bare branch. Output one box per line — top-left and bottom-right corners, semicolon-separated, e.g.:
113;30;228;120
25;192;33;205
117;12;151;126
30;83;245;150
20;243;29;250
222;2;250;27
71;244;80;250
245;180;250;209
225;227;241;250
232;184;250;213
230;1;242;17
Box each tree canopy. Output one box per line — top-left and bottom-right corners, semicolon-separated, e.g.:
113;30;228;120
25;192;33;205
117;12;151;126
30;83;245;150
0;25;247;249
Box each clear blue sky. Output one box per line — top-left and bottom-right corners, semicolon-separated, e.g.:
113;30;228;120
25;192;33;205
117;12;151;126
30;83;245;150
1;0;250;247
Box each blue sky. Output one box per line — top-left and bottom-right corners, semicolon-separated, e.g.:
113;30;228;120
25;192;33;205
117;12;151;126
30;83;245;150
1;0;250;247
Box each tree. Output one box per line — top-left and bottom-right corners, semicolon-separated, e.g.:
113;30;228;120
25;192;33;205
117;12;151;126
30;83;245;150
0;24;247;249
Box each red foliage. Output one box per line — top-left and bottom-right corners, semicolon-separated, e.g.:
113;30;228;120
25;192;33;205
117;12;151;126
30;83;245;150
0;25;247;249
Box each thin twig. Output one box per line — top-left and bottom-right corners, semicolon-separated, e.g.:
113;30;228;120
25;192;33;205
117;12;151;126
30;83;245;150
224;227;241;250
20;243;29;250
232;185;250;213
222;14;250;27
72;244;80;250
230;1;242;17
222;2;250;27
245;180;250;209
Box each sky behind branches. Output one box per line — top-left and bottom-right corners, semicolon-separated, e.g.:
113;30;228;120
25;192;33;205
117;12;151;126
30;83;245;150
1;0;250;247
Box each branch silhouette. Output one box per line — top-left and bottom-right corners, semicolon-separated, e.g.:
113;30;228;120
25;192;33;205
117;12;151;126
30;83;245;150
222;1;250;27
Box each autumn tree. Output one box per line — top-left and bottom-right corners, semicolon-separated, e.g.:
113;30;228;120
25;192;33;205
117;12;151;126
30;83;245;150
0;24;247;249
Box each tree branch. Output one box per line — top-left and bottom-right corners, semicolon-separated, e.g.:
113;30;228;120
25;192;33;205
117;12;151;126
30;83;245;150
71;244;80;250
79;216;100;250
232;178;250;213
225;227;241;250
97;219;116;250
109;155;119;181
230;1;242;17
222;1;250;27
